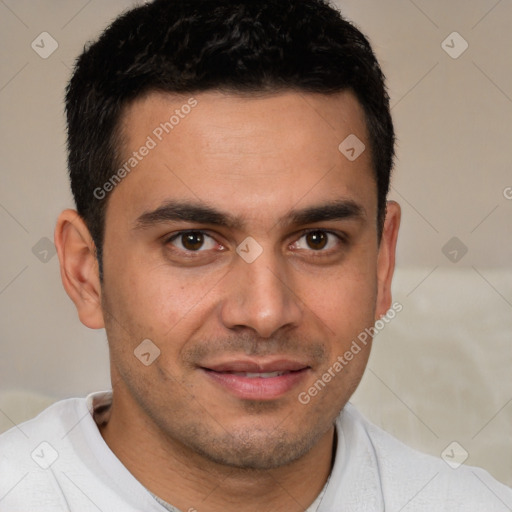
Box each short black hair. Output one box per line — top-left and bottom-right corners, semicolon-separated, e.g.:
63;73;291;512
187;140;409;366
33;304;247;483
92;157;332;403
66;0;394;275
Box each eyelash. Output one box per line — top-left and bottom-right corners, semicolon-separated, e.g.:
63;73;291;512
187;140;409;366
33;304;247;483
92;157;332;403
165;231;224;253
164;229;347;255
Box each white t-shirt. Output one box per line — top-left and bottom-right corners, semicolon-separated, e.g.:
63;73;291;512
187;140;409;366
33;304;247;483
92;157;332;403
0;390;511;511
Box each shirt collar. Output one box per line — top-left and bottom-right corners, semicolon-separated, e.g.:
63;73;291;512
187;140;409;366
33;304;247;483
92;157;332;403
318;403;384;511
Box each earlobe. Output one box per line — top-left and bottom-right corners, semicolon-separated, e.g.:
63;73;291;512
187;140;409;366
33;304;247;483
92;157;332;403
54;209;105;329
375;201;401;320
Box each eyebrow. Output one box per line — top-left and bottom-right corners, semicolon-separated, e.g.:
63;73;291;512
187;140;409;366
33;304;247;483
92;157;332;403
133;199;365;231
288;200;365;227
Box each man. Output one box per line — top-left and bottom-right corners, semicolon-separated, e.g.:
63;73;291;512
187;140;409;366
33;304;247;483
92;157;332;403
0;0;510;510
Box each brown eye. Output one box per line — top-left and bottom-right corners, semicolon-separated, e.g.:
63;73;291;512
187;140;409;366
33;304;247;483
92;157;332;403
166;231;222;257
305;231;328;250
181;232;204;251
291;230;341;254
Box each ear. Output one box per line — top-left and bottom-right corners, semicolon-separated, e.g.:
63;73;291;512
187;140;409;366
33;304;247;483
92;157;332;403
375;201;401;320
54;209;105;329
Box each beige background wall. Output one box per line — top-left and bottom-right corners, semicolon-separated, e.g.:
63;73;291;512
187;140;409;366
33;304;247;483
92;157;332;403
0;0;511;485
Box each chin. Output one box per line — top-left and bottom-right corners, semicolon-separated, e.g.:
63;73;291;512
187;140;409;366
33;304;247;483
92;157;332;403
184;424;324;470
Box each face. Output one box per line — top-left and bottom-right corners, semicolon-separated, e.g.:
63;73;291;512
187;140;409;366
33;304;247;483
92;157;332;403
93;90;397;469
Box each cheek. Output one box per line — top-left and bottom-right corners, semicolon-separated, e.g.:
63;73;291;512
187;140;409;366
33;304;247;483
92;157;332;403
102;247;223;347
299;258;378;340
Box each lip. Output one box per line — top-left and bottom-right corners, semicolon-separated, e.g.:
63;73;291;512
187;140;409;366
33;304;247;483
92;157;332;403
200;358;311;400
204;358;309;373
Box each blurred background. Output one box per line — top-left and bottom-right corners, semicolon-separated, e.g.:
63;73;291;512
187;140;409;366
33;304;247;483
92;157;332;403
0;0;511;485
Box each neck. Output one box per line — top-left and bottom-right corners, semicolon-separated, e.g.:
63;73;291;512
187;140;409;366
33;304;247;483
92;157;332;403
99;389;335;512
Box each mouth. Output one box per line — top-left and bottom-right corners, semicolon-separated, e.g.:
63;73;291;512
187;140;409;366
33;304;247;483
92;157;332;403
222;370;294;378
200;359;311;400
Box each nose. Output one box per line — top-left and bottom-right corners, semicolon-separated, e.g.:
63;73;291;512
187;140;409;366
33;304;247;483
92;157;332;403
219;247;303;339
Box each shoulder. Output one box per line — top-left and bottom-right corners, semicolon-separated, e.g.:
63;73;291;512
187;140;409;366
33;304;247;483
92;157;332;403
0;395;86;447
0;396;90;510
338;404;512;511
0;395;83;455
0;391;166;511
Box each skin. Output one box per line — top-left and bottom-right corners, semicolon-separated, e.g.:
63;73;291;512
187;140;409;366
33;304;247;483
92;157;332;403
55;90;400;512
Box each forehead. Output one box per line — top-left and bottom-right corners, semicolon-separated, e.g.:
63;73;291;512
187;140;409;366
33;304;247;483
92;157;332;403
109;90;376;226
